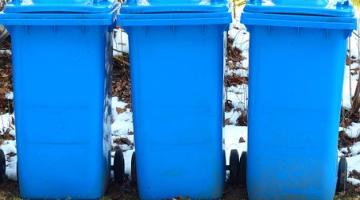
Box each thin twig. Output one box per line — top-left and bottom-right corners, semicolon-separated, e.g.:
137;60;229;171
113;56;130;66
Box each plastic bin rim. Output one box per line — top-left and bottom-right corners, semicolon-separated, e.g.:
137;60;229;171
120;4;229;14
4;0;117;14
117;11;232;27
243;3;354;18
0;4;120;26
241;11;357;30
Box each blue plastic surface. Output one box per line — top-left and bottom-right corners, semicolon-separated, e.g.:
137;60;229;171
4;0;117;13
270;0;329;6
118;12;231;26
244;0;354;17
242;3;356;200
120;0;229;13
0;10;119;25
0;4;118;199
241;12;356;29
118;11;231;199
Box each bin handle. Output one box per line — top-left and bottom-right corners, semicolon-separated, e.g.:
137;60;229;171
11;0;19;5
248;0;262;4
336;0;350;8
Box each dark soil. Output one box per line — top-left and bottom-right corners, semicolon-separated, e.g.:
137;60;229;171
1;179;359;200
0;52;13;114
0;180;249;200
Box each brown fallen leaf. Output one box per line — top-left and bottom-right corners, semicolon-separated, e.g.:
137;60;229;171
6;152;16;157
1;129;15;140
239;137;246;143
224;118;231;126
114;137;133;146
349;170;360;180
225;75;248;87
116;107;126;114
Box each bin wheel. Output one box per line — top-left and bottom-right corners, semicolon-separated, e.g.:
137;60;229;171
229;149;240;185
337;157;348;192
0;149;5;184
239;151;247;187
223;150;226;182
114;150;125;185
131;151;137;185
16;162;19;184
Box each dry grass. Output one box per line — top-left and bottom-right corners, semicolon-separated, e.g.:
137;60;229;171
353;0;360;10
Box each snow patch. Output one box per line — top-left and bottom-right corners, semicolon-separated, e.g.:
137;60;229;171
111;97;134;136
0;140;17;181
5;92;13;100
348;178;360;186
348;154;360;180
349;142;360;156
223;125;247;165
0;113;14;134
226;85;248;111
344;123;360;139
113;29;129;54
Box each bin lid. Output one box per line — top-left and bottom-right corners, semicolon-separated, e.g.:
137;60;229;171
118;11;232;26
0;1;120;25
241;0;356;30
4;0;117;13
120;0;229;14
244;0;354;17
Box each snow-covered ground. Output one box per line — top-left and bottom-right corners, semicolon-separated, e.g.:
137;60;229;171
341;30;360;188
0;6;359;194
113;29;129;55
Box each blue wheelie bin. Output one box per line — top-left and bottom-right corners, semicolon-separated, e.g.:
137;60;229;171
0;0;122;199
241;0;356;199
117;1;231;199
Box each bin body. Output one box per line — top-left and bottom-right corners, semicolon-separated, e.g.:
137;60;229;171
0;2;118;199
241;1;356;200
118;8;231;200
